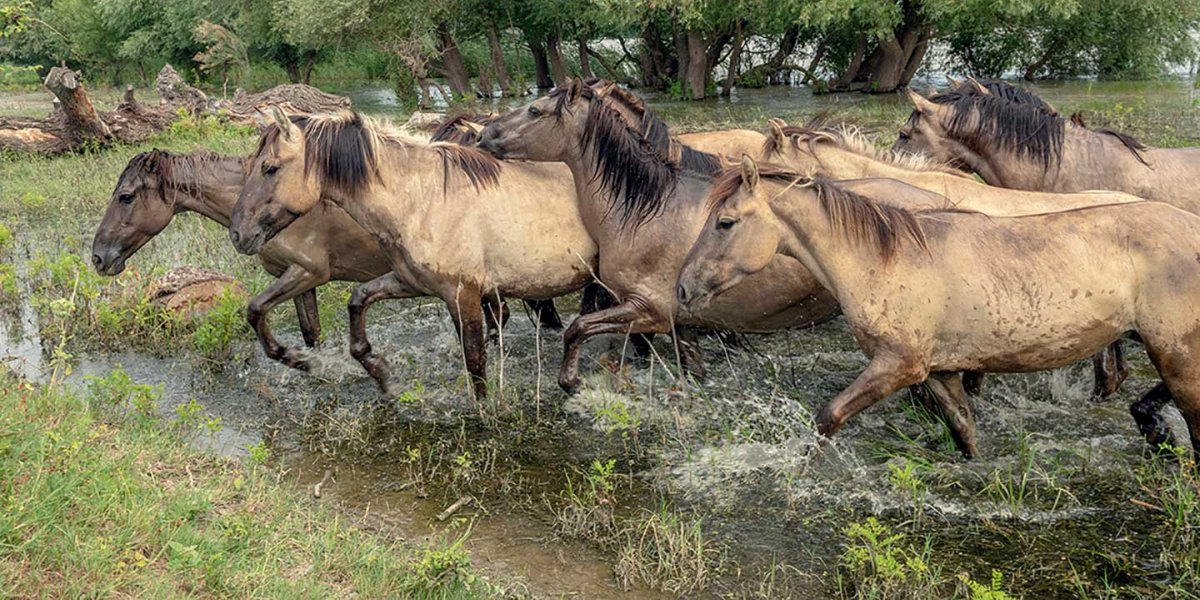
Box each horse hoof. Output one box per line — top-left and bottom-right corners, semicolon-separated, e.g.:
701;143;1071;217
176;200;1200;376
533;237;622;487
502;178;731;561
558;375;581;395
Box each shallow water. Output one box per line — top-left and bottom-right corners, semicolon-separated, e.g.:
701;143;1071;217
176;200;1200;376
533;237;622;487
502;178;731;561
3;79;1199;597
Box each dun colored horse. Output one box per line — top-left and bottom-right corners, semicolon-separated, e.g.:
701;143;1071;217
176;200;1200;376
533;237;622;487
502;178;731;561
479;79;844;392
230;109;598;399
92;150;389;370
763;120;1147;398
894;88;1200;214
679;156;1200;459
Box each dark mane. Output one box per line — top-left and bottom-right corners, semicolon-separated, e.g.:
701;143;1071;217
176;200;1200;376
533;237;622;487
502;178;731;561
1095;128;1150;166
960;79;1058;115
122;149;234;194
550;79;720;229
926;91;1064;169
431;113;496;145
707;165;929;261
254;111;500;196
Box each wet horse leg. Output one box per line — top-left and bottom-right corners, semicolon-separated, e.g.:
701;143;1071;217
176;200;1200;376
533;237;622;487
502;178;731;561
524;299;564;330
481;295;510;343
582;283;654;362
348;272;421;394
559;300;670;393
675;327;706;381
248;265;326;371
294;289;321;348
443;284;489;400
922;372;979;458
1092;341;1129;400
815;351;928;441
1130;382;1175;448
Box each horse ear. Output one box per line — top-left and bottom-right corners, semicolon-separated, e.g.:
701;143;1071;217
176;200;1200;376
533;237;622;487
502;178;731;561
906;89;937;114
740;154;759;191
567;78;584;103
965;76;990;95
145;149;160;172
270;105;294;141
596;80;618;98
768;119;786;148
945;75;961;89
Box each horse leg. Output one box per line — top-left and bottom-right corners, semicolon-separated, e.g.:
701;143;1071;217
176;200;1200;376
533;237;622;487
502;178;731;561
560;300;670;393
1160;378;1200;464
583;283;654;363
922;372;979;459
961;371;985;397
675;326;706;380
294;289;321;348
444;285;489;400
815;352;928;441
524;299;564;331
248;265;325;371
348;272;420;394
1092;341;1128;400
1130;382;1176;449
481;295;509;344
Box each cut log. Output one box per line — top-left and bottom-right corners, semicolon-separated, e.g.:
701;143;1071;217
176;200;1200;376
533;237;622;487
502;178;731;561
155;64;209;113
44;66;112;142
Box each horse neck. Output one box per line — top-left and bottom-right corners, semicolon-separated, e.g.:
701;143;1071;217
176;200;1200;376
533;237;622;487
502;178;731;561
811;143;913;179
323;143;428;238
166;156;244;228
566;144;629;236
766;187;874;297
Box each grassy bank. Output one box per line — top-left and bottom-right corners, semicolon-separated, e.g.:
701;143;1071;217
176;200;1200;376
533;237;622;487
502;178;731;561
0;368;499;598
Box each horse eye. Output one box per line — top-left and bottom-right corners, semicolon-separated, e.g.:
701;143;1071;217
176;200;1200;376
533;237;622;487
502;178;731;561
528;106;541;117
263;164;280;176
119;193;134;204
898;131;911;141
717;217;737;230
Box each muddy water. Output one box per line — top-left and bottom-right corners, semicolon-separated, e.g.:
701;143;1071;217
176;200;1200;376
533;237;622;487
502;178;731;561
4;79;1199;597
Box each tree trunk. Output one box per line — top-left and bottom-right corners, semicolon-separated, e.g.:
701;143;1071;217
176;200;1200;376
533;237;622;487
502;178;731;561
300;51;317;85
768;26;801;72
721;20;744;96
285;62;301;84
897;29;932;88
684;30;708;100
435;23;472;99
46;67;112;142
835;34;869;89
577;38;594;79
528;37;554;89
640;19;670;89
802;40;828;85
546;30;568;86
589;44;623;81
486;22;514;95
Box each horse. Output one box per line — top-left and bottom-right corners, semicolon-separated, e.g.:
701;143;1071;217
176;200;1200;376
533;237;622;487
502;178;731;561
92;150;390;370
678;156;1200;460
228;108;600;399
477;79;849;393
894;87;1200;440
893;88;1200;214
762;120;1148;398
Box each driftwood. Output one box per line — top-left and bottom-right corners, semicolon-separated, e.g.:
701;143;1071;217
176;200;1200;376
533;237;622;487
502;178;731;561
0;64;352;155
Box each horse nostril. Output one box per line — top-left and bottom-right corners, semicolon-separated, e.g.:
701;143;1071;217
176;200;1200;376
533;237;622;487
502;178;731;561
677;284;689;304
91;254;102;267
230;230;240;244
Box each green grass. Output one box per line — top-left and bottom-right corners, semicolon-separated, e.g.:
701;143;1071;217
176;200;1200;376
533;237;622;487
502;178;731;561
0;368;499;598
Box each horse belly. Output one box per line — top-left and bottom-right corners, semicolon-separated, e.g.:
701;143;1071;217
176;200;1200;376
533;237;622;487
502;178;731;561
930;280;1135;373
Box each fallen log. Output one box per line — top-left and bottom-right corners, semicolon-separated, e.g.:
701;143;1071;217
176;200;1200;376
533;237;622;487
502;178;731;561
0;64;353;155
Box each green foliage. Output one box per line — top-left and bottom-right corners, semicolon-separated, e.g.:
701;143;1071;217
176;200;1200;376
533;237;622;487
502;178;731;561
190;288;251;361
960;570;1018;600
838;517;945;599
0;375;500;597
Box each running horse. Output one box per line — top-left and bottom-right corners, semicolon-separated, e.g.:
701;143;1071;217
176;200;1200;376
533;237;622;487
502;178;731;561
679;156;1200;459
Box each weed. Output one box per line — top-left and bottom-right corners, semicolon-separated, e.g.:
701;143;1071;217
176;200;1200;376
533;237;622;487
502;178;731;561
246;441;271;466
959;570;1019;600
614;503;725;595
190;288;251;361
551;459;620;543
887;457;930;521
836;517;944;599
85;364;161;420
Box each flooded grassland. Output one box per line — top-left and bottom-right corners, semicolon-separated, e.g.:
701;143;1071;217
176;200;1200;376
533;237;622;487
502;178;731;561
3;80;1200;598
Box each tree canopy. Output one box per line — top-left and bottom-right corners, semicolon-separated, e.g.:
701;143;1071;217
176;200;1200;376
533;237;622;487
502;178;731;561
2;0;1199;100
